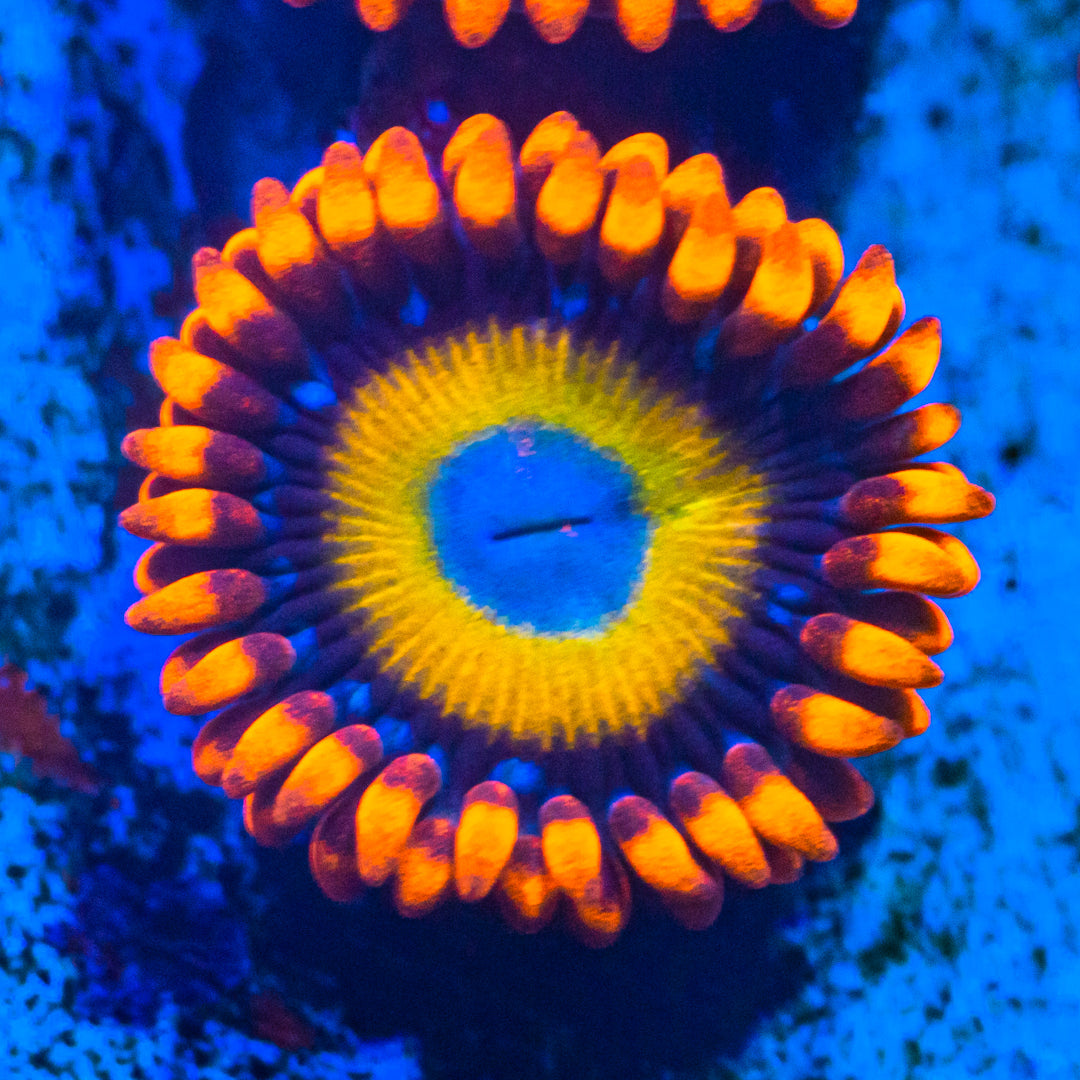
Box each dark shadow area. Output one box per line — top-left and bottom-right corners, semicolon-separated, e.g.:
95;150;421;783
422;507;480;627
182;0;893;231
253;840;813;1080
59;862;250;1026
181;0;367;240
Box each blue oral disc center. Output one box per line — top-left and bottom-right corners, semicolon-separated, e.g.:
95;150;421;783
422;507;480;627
427;424;649;634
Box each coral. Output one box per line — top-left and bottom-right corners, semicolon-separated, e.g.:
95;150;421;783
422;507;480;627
119;110;992;946
0;664;100;794
281;0;858;50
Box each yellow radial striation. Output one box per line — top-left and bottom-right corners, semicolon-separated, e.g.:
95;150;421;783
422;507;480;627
323;321;770;751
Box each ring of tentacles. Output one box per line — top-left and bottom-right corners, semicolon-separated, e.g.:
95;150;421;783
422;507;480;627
120;111;992;946
283;0;858;51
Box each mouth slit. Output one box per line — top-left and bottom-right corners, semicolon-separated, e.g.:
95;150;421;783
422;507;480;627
491;516;594;542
